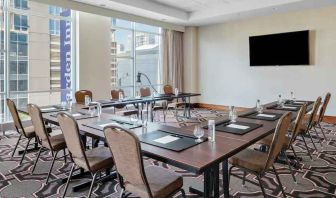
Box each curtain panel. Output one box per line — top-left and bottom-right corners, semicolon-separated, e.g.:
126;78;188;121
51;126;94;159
162;29;184;91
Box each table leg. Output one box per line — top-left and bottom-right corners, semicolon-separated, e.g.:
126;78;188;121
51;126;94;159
204;168;212;197
213;164;219;198
189;164;220;198
222;160;230;198
188;96;191;118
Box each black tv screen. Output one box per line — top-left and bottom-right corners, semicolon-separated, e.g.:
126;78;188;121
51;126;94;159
249;30;310;66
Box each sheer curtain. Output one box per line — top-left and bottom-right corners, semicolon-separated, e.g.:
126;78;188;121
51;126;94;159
162;29;184;90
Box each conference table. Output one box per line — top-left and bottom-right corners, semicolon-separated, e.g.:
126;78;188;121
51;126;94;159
95;92;201;119
18;100;313;198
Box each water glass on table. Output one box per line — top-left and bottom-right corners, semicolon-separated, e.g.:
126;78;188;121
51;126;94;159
193;124;204;142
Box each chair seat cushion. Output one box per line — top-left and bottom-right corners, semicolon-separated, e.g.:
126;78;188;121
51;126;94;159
229;149;268;173
19;125;52;138
258;134;291;149
43;133;66;151
20;125;35;138
74;147;113;173
127;166;183;198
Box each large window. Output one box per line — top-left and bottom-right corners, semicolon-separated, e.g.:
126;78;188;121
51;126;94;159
0;0;75;122
111;18;162;97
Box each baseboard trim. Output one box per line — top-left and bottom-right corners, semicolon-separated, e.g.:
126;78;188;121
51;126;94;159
196;103;248;112
322;116;336;124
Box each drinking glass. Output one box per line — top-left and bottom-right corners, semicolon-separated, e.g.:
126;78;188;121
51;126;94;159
85;95;91;106
256;99;263;114
119;92;124;101
88;105;96;117
277;94;282;107
229;106;237;122
61;101;67;109
130;114;138;125
174;88;179;96
193;125;204;142
291;91;296;102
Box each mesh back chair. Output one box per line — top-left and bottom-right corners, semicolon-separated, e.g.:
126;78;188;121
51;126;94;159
27;104;67;184
258;104;308;182
7;99;38;165
300;97;322;153
57;112;114;198
227;112;292;198
75;90;92;104
139;86;164;122
111;89;138;116
104;125;185;198
313;92;331;141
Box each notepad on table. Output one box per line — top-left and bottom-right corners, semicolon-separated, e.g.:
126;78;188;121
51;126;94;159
283;106;297;109
41;107;57;111
99;123;116;128
226;124;250;130
72;113;82;117
153;135;180;144
257;114;276;118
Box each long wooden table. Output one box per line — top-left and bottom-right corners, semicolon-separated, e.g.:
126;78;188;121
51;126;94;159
18;101;313;198
95;92;201;119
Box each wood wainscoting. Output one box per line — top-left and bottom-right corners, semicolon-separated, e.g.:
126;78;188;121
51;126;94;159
196;103;336;124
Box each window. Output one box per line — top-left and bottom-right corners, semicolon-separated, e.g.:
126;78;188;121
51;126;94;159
0;1;75;122
111;19;162;97
13;14;28;31
14;0;28;9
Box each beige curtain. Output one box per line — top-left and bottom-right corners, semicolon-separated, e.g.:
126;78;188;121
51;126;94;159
162;29;183;90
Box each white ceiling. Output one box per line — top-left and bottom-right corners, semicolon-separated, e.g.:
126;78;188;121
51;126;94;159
72;0;336;26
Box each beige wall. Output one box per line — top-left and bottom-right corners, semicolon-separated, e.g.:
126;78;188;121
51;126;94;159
183;27;199;99
78;12;112;100
194;6;336;115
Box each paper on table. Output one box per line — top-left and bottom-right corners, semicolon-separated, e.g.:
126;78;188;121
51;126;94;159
227;124;250;130
153;135;180;144
283;106;297;109
99;123;116;128
293;101;305;104
41;107;57;111
72;113;82;117
257;113;276;118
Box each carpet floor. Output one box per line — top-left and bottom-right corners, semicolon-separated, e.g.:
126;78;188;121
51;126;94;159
0;108;336;198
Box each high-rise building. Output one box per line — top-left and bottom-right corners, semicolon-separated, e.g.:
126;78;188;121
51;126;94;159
0;0;73;122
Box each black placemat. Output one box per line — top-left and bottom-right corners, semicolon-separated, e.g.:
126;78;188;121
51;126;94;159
285;100;313;106
240;111;283;121
138;130;207;152
83;119;142;131
267;105;300;111
50;112;97;120
215;121;263;135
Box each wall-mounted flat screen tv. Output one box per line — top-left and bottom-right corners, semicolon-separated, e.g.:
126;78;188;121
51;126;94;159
249;30;310;66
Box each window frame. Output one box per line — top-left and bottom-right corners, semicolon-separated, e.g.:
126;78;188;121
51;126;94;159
111;20;163;96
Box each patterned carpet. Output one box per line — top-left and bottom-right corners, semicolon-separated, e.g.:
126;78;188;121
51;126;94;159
0;108;336;198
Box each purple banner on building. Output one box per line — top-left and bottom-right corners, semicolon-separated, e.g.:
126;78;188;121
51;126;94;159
60;9;71;102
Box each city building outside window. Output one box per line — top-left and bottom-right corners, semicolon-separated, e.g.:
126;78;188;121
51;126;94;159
111;18;162;97
0;0;75;122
